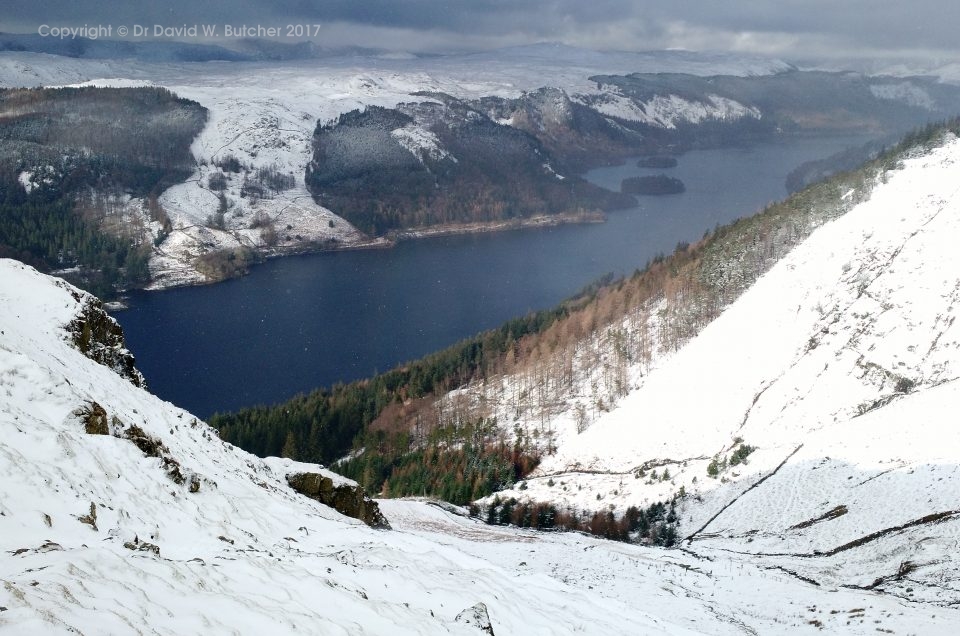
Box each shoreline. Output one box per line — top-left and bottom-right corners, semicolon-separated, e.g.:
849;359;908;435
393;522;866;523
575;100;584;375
388;210;606;241
125;210;609;298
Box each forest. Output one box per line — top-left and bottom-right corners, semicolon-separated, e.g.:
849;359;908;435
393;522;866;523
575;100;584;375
337;419;541;504
210;290;598;463
0;86;206;295
305;102;634;236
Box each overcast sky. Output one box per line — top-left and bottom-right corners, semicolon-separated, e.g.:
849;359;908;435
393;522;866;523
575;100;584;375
5;1;959;65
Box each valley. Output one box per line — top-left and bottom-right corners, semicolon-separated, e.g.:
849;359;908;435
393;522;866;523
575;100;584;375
3;253;960;633
3;37;960;635
3;46;956;293
116;136;868;418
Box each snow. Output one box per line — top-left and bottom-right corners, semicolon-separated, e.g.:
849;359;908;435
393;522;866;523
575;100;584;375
4;250;959;632
391;124;456;163
444;134;960;606
16;171;32;193
579;89;761;129
556;137;960;471
4;44;960;631
870;82;937;110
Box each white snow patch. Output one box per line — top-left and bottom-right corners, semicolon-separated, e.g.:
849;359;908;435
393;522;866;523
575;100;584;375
391;124;455;163
870;82;936;110
17;171;33;193
580;88;760;129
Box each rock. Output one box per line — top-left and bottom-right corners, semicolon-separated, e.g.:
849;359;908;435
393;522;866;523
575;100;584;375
76;502;98;531
77;401;110;435
454;602;495;635
122;425;192;490
123;537;160;557
67;296;145;388
287;473;390;529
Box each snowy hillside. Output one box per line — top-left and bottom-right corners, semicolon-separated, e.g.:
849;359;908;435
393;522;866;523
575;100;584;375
575;88;761;129
3;257;959;633
446;131;960;601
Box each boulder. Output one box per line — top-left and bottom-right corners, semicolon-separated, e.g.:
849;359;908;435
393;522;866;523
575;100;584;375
287;472;390;529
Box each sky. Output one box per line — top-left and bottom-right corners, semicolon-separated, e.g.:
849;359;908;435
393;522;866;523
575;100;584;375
4;1;959;67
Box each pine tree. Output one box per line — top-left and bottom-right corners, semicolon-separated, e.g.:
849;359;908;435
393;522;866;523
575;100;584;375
281;431;299;460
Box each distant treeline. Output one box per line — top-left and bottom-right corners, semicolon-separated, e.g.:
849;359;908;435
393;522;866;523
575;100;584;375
621;174;685;195
481;497;679;547
0;86;205;295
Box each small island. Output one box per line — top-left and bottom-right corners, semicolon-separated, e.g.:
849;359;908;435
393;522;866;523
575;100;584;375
621;174;686;195
637;156;679;169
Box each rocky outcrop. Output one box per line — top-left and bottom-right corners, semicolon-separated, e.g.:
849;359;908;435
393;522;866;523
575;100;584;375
123;424;201;493
66;292;145;388
454;603;495;635
287;472;390;529
77;401;109;435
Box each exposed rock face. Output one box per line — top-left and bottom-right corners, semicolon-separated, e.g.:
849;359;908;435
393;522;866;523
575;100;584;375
77;401;109;435
287;472;390;529
454;602;495;635
66;292;145;388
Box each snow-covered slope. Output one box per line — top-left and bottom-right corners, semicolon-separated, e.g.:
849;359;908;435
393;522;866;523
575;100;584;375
575;88;761;129
464;133;960;601
4;256;959;633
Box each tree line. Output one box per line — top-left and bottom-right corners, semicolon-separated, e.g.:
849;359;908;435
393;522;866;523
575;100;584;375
210;296;592;463
482;497;679;546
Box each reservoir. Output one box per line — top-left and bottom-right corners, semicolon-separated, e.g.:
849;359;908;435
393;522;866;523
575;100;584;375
116;136;871;417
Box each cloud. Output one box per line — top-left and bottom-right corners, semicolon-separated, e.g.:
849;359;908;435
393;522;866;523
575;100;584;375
3;0;958;64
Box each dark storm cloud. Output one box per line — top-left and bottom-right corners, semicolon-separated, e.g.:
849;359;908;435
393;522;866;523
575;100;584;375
5;0;959;61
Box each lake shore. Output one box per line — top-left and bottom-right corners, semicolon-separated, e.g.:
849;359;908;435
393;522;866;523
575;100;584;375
139;210;609;294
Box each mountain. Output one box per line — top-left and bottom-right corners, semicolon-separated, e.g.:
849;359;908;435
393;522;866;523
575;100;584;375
439;125;960;597
215;121;960;613
3;48;958;293
3;245;959;632
0;32;386;63
305;99;633;235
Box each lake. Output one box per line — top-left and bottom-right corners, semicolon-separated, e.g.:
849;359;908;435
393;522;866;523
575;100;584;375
116;136;872;417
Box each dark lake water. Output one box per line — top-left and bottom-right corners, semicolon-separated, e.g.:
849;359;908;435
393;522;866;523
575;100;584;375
116;136;871;417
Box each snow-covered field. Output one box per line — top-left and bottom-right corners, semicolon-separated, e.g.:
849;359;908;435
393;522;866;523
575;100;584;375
2;255;958;633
